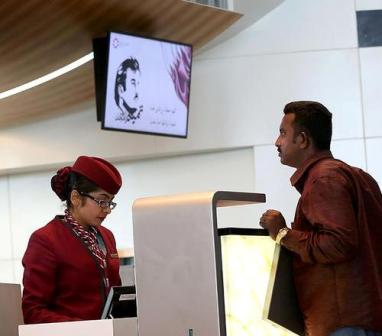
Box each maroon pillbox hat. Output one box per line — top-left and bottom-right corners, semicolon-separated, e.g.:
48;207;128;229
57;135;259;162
72;156;122;195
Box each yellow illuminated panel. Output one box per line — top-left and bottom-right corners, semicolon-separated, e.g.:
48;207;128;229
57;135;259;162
220;235;297;336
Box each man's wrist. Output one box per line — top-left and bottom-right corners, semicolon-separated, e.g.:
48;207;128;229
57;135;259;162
275;227;289;244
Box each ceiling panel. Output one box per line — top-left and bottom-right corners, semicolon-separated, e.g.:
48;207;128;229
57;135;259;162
0;0;241;128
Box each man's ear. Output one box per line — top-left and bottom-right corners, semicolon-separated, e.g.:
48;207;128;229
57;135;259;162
299;131;310;149
118;84;124;95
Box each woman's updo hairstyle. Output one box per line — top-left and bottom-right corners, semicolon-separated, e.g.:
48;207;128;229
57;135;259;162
51;168;99;207
51;166;72;201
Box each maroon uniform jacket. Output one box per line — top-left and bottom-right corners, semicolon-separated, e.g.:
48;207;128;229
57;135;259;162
282;151;382;336
22;216;121;324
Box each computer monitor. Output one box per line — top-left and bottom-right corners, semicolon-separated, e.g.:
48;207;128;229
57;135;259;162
101;285;137;319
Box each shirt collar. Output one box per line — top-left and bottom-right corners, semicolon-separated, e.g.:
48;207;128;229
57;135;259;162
290;150;333;192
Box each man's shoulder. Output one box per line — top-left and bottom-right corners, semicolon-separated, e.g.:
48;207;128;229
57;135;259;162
310;156;346;172
308;157;378;186
307;157;355;182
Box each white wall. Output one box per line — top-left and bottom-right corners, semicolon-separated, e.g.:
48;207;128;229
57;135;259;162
1;0;382;284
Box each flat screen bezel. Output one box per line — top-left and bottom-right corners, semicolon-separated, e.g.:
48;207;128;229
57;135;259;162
101;285;137;319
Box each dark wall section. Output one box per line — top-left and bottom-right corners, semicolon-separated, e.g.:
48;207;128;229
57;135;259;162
357;10;382;47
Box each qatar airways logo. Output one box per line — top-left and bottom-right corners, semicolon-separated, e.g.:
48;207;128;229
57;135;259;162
112;37;130;49
112;38;120;48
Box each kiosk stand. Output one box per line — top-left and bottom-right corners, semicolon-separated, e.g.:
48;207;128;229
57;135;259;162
133;190;273;336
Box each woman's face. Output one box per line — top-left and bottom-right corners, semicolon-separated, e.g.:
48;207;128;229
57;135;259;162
71;189;115;228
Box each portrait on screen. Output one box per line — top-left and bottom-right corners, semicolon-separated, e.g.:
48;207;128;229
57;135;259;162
114;57;143;124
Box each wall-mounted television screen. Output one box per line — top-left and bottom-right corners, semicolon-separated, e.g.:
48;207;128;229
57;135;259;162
93;31;192;138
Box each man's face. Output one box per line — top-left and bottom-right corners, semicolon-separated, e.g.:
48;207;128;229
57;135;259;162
275;113;304;168
119;68;140;111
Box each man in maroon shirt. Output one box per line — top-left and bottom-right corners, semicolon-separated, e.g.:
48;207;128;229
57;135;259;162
260;101;382;336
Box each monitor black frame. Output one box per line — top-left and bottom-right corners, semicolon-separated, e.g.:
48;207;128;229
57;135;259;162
101;285;137;319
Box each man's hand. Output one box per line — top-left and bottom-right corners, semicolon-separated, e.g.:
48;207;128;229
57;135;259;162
259;209;287;240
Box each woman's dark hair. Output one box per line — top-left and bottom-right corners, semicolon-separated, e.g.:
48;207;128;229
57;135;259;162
284;101;332;150
65;173;100;208
51;169;99;208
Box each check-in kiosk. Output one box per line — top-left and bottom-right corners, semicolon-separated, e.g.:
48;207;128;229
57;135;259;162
132;191;301;336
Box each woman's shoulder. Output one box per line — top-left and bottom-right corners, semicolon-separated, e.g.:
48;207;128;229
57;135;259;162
31;216;68;239
98;226;117;246
98;225;114;237
24;217;70;254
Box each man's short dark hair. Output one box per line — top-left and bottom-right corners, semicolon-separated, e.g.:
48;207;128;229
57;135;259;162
114;57;140;104
284;101;333;150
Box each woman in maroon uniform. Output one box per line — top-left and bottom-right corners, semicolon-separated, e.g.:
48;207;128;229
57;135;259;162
22;156;122;324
